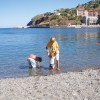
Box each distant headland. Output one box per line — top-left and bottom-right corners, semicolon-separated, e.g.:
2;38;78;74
27;0;100;28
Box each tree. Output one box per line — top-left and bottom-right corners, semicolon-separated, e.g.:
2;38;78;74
95;0;100;4
76;4;81;8
44;12;53;16
93;3;99;8
50;15;59;20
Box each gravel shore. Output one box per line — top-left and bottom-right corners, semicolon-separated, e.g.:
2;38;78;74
0;68;100;100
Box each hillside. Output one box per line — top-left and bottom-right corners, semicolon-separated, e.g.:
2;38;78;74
27;0;100;27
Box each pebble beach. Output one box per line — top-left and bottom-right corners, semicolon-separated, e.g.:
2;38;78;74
0;68;100;100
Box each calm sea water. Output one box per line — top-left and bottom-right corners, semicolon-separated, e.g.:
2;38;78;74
0;27;100;78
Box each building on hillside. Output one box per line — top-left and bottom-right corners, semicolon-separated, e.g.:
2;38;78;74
83;16;98;25
76;6;86;17
54;12;61;16
76;6;100;25
95;7;100;15
54;10;61;16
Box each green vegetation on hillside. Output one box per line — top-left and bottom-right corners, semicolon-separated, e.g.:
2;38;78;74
80;0;100;9
27;0;100;27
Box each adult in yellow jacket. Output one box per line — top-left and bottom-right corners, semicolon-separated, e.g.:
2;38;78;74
46;36;60;70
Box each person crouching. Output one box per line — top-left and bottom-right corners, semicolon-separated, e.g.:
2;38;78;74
27;54;42;69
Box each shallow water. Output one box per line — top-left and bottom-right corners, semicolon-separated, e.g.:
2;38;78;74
0;27;100;78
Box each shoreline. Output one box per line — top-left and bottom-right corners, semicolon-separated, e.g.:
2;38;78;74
0;25;100;28
0;66;99;79
27;25;100;28
0;68;100;100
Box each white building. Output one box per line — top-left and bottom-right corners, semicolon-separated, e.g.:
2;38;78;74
76;6;100;25
83;16;98;25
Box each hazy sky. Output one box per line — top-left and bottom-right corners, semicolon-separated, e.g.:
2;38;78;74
0;0;90;28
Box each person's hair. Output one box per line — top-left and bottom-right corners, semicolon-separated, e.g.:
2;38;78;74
50;36;56;41
36;56;42;62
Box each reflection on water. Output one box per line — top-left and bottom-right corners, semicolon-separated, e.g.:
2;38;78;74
28;68;37;76
0;28;100;78
57;31;100;41
28;67;61;76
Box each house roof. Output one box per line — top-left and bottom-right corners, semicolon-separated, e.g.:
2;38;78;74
76;6;85;10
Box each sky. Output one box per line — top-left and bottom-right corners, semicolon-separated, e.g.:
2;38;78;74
0;0;91;28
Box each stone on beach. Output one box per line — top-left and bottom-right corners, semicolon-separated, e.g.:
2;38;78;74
0;68;100;100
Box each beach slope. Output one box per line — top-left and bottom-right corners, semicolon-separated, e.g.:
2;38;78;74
0;68;100;100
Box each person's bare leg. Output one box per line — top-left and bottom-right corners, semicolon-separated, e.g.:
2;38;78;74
56;60;60;70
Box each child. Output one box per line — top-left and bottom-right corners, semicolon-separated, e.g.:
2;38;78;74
46;36;60;70
97;42;100;45
27;54;42;69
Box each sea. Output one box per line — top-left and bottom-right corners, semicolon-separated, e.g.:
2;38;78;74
0;27;100;78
